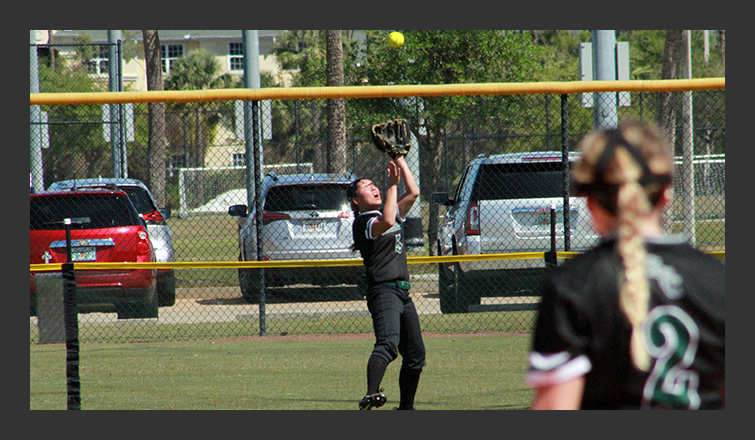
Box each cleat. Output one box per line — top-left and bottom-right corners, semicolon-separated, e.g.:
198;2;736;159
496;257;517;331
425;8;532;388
359;391;387;410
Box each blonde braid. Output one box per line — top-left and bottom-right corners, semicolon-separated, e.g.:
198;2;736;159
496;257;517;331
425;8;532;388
573;120;673;372
616;178;652;371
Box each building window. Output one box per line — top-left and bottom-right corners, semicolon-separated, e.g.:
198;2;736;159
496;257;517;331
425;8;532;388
232;152;246;167
85;46;110;75
229;42;244;71
160;44;184;74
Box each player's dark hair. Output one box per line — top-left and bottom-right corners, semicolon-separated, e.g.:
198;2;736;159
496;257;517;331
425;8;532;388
572;119;674;371
347;179;365;252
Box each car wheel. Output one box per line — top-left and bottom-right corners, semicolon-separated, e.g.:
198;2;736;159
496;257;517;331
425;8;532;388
438;244;481;314
238;268;261;304
157;269;176;307
438;241;464;314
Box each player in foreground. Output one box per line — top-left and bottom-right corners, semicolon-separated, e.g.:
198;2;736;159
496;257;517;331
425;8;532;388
525;119;725;410
347;120;426;410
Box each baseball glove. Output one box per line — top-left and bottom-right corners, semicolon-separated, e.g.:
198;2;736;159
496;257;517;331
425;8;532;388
370;119;411;159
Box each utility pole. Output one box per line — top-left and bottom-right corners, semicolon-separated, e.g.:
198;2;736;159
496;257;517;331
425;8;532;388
592;30;618;129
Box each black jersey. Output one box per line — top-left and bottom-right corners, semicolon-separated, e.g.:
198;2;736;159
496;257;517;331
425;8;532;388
352;207;409;285
525;234;725;409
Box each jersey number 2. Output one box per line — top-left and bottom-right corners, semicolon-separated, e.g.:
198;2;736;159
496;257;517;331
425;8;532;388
641;305;701;409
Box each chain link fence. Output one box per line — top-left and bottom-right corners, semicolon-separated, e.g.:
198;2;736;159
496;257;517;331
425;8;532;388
30;52;724;343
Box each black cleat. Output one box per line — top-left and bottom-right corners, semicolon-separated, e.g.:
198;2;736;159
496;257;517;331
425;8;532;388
359;391;387;410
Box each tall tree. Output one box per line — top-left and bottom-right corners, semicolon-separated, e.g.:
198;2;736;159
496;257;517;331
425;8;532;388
353;30;545;254
718;30;725;64
142;30;167;206
659;30;683;145
326;30;347;174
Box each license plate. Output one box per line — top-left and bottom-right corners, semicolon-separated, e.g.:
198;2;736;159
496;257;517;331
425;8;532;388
302;221;321;232
71;246;97;262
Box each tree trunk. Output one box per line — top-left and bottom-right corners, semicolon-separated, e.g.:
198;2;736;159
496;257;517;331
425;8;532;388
718;30;725;64
326;30;347;174
659;30;683;149
142;30;168;207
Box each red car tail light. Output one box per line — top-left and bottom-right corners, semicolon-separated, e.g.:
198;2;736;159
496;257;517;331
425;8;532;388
142;210;165;225
261;211;291;224
137;229;153;258
465;202;480;235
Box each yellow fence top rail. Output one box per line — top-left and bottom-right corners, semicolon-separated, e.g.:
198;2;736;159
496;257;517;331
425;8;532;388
30;78;725;106
29;251;723;272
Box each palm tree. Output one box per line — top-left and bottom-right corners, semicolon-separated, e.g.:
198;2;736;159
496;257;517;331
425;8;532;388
141;30;167;206
165;49;238;169
659;30;683;145
326;30;347;174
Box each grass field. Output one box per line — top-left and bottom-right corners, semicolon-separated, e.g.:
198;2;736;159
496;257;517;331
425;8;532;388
30;332;534;410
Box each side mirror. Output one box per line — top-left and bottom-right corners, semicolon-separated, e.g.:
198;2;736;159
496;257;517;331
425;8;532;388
431;192;456;207
228;204;248;217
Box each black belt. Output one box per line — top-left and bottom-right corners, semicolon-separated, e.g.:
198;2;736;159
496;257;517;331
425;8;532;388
384;280;411;290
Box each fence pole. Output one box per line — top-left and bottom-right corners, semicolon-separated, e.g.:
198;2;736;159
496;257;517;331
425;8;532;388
560;94;572;251
63;219;81;410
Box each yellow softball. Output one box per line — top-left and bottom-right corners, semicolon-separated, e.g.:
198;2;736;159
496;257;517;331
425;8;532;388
388;32;404;49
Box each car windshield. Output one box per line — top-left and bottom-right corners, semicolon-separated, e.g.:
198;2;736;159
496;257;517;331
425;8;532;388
265;184;350;212
471;162;568;200
30;193;142;230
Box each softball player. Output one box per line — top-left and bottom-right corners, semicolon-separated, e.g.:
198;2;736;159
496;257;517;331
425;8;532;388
347;156;426;410
525;120;725;410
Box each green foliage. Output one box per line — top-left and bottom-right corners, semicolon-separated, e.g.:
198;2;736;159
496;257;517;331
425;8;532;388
37;62;114;182
617;30;725;79
165;48;240;91
274;30;326;76
531;30;591;81
163;49;242;168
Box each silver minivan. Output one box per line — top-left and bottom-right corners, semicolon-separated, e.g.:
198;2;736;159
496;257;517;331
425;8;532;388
228;172;363;303
47;178;176;307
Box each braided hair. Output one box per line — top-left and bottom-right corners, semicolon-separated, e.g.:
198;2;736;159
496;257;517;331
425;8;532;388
572;120;674;371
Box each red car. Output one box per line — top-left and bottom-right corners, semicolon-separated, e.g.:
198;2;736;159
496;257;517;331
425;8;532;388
30;188;158;319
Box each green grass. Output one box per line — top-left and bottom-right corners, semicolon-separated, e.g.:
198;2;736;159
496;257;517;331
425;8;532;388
30;332;534;410
30;311;537;345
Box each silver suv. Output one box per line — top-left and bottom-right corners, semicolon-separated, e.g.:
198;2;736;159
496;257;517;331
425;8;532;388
432;152;599;313
228;172;362;303
47;178;176;307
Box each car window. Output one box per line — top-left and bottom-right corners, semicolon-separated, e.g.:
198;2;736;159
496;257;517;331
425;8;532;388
265;184;350;212
120;187;157;214
30;193;142;230
453;166;470;202
471;162;568;200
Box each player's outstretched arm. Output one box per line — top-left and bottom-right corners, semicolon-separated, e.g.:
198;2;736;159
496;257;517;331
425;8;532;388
370;161;400;237
395;156;419;218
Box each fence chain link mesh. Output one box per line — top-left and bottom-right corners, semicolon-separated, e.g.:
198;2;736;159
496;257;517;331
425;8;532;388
30;44;724;344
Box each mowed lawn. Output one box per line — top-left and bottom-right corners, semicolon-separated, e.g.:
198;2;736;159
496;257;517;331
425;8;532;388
30;332;534;410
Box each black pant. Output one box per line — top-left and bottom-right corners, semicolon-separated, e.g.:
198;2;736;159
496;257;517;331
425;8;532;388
366;284;426;369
